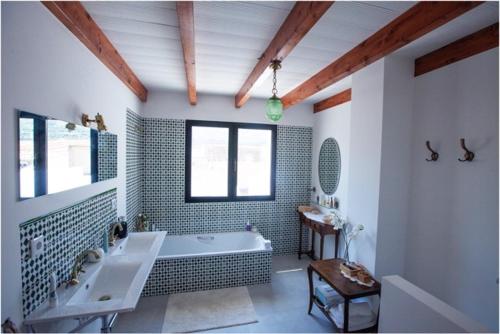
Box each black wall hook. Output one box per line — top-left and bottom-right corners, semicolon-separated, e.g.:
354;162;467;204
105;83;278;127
425;141;439;161
458;138;475;162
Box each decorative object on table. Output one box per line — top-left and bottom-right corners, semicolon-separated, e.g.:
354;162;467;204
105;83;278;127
458;137;475;162
318;137;341;195
265;60;284;122
340;262;362;277
333;216;364;264
298;205;314;213
135;213;149;232
323;214;334;224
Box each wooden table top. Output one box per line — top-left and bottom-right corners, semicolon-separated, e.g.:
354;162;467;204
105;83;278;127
310;259;381;299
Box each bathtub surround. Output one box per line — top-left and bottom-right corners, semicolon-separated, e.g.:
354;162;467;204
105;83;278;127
126;114;312;255
142;232;272;296
19;189;117;317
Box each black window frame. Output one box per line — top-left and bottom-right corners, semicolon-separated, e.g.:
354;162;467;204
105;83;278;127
185;120;277;203
17;110;98;200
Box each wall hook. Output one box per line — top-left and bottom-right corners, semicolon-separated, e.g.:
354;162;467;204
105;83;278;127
458;138;475;162
425;141;439;161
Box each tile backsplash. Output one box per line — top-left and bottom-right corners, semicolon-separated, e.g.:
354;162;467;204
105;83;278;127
19;189;117;317
126;110;143;232
131;117;312;255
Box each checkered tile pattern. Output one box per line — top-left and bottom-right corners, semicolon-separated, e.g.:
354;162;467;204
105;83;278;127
126;110;144;232
142;251;272;297
139;118;312;255
97;132;117;181
19;189;117;317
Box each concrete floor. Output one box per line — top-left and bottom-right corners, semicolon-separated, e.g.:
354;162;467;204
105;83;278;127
113;255;337;333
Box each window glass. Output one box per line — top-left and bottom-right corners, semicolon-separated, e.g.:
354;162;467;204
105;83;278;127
190;126;229;197
237;128;272;196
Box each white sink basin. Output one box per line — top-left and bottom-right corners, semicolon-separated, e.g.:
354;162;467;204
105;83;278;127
67;260;141;306
24;231;166;326
110;233;157;256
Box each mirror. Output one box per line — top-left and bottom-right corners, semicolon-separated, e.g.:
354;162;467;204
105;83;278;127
318;137;341;195
18;110;117;199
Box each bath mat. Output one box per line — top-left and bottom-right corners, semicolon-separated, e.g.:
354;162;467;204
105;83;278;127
161;286;258;333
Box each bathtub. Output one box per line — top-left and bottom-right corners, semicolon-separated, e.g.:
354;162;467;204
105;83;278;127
142;231;273;296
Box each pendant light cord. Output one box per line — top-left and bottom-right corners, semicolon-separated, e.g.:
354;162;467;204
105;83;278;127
270;60;281;97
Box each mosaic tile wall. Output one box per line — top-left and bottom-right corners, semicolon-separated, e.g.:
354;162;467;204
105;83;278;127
142;251;272;297
19;189;117;317
126;110;144;232
141;118;312;255
97;132;117;181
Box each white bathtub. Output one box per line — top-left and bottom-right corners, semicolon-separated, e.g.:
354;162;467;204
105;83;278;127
158;231;272;259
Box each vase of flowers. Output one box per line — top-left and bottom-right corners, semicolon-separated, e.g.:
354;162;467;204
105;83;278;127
331;213;364;264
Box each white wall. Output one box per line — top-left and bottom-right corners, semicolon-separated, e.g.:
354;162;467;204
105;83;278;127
311;102;351;258
375;56;414;278
379;276;489;333
405;48;499;331
143;90;314;126
1;2;142;326
346;59;385;273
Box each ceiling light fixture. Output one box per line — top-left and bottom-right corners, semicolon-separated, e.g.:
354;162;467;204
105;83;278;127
266;60;283;122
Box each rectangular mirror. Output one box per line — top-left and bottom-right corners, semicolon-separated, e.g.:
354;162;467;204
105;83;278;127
18;110;117;200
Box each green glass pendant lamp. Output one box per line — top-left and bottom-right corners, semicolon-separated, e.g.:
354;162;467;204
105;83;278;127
266;60;283;122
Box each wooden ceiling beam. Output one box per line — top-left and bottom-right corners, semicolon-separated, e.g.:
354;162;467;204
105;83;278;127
415;22;499;76
234;1;333;108
281;1;483;109
313;88;351;113
176;1;197;105
42;1;148;102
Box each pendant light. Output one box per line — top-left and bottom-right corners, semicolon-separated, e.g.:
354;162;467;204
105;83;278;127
266;60;283;122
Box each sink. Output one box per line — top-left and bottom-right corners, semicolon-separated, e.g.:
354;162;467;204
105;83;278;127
110;233;157;256
67;260;141;305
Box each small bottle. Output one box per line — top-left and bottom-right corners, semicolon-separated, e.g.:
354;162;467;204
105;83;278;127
245;221;252;232
49;272;58;307
102;231;109;253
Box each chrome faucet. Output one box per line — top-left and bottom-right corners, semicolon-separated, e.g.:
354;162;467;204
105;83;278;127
69;249;101;285
108;222;123;246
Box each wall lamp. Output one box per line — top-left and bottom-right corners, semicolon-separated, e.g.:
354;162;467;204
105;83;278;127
81;113;107;132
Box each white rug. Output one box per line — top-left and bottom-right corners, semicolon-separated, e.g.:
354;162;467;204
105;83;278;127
162;287;258;333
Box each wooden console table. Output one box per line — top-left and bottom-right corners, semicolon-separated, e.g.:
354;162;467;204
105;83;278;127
307;259;381;333
298;210;340;260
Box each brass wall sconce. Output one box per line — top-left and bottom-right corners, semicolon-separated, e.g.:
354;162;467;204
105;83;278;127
81;113;107;132
458;138;475;162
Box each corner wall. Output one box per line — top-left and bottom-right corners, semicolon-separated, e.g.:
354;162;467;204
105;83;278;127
405;48;499;331
1;2;142;326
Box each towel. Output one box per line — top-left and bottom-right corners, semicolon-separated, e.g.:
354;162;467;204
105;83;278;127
329;302;376;331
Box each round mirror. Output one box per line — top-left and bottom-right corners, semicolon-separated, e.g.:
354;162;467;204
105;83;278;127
318;137;341;195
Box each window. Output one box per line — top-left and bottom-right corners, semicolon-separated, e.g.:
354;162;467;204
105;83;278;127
185;120;276;202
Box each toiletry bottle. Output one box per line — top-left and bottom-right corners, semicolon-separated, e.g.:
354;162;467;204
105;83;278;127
102;231;109;253
49;272;59;307
245;221;252;232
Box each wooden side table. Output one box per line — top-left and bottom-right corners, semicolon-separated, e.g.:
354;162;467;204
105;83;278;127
307;259;381;333
298;210;340;260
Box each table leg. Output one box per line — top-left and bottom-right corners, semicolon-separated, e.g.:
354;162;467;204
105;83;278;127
320;234;324;260
335;233;339;258
307;266;314;314
310;230;316;259
344;298;349;333
298;222;303;260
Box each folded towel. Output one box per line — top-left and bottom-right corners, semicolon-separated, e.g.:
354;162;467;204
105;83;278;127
329;303;376;331
337;301;373;317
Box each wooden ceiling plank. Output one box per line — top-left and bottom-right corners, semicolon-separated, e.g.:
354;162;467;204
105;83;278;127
234;1;333;108
176;1;197;105
313;88;351;113
42;1;148;102
415;22;499;76
281;1;484;109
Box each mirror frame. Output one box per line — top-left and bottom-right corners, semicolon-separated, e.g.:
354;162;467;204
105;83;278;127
318;137;341;195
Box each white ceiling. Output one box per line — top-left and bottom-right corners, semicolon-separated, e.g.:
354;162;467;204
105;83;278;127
82;1;498;104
